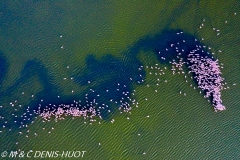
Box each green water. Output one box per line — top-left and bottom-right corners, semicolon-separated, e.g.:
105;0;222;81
0;1;240;159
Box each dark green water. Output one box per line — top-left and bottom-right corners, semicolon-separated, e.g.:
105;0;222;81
0;1;240;159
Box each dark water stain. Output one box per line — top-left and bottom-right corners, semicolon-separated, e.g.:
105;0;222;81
0;29;218;130
0;60;57;129
129;29;213;62
129;29;215;100
74;54;145;119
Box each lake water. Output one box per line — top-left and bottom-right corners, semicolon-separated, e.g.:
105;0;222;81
0;1;239;159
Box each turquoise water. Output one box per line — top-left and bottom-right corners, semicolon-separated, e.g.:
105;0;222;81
0;1;240;159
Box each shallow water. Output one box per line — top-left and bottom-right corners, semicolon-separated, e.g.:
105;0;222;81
0;1;239;159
